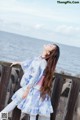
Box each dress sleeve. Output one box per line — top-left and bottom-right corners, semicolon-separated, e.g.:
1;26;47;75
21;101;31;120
20;59;47;88
26;63;41;87
20;58;33;73
20;73;30;87
27;59;47;88
20;61;40;88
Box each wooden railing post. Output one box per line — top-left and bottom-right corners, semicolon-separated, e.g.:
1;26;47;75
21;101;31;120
0;62;80;120
62;78;80;120
12;68;23;120
51;74;64;120
0;65;12;110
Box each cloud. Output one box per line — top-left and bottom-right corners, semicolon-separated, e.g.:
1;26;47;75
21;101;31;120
34;24;44;30
0;0;66;22
0;19;4;24
55;25;80;35
0;0;80;47
9;22;22;28
0;0;79;25
0;0;16;3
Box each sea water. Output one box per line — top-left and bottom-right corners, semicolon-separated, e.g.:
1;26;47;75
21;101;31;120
0;31;80;76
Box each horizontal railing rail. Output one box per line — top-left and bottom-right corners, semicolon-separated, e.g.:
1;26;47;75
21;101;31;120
0;61;80;120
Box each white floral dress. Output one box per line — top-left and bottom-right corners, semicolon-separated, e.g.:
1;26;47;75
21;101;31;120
11;56;53;117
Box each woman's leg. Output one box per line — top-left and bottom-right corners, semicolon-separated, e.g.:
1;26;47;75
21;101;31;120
0;100;17;113
38;115;50;120
30;115;36;120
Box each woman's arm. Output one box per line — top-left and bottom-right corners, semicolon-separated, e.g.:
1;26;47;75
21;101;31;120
23;59;47;88
22;85;31;99
22;59;47;99
10;62;22;67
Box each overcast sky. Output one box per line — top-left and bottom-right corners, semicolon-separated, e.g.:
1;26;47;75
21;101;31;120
0;0;80;47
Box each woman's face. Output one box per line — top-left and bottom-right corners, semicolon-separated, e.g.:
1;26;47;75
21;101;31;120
44;44;56;52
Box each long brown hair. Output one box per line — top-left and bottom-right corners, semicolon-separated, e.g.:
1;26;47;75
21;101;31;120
40;44;60;99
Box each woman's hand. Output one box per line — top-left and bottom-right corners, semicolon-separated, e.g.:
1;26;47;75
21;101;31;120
22;86;31;99
10;62;21;67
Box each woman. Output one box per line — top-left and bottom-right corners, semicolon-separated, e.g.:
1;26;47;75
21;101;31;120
0;44;60;120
